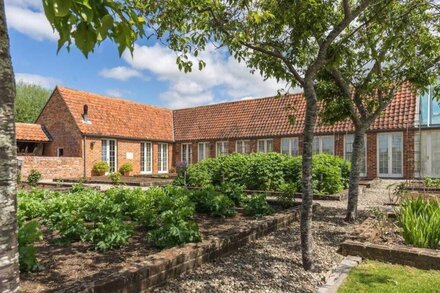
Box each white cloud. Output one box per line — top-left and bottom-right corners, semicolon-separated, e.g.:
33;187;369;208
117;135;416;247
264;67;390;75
5;0;57;41
122;44;286;108
15;73;60;88
99;66;144;81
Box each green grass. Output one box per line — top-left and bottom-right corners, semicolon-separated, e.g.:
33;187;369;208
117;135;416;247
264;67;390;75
338;260;440;293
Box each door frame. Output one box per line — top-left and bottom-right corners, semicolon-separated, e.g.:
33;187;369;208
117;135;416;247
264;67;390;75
377;132;403;178
343;134;367;177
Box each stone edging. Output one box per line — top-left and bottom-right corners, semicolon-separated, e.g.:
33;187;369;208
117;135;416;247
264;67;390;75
317;256;362;293
58;207;300;293
340;240;440;270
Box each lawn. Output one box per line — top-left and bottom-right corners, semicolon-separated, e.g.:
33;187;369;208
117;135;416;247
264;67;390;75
338;260;440;293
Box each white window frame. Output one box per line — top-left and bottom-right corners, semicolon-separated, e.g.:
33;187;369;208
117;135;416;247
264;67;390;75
344;134;367;177
181;143;192;164
198;142;210;162
281;137;299;156
158;143;168;174
377;132;403;178
313;135;335;155
101;139;117;173
56;147;64;157
236;140;250;154
216;141;229;157
257;139;273;153
140;142;152;174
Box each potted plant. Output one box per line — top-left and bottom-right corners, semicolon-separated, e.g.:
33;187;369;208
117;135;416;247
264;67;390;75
93;161;110;176
119;162;133;176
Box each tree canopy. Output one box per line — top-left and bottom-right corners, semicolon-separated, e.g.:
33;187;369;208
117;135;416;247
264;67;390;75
15;82;51;123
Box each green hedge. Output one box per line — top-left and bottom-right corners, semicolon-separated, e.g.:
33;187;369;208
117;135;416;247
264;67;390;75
176;153;350;195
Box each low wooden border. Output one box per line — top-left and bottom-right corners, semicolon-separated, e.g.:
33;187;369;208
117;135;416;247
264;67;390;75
340;240;440;270
57;207;300;292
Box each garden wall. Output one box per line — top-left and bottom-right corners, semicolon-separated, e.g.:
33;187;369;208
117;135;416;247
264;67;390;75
18;156;83;180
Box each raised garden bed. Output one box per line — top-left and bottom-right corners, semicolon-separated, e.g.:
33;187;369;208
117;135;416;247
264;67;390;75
20;205;300;292
55;176;175;187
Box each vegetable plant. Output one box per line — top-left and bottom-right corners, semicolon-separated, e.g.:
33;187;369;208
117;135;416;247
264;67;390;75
243;194;274;218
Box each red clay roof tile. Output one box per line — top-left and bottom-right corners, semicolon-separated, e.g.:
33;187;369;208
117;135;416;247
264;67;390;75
16;123;52;142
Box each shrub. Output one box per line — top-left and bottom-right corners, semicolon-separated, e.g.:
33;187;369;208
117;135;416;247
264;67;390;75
278;182;298;207
216;182;245;206
186;163;212;188
243;193;274;218
397;197;440;249
93;161;109;174
246;153;286;191
18;220;43;272
27;170;41;186
109;172;122;185
189;187;236;218
119;162;133;174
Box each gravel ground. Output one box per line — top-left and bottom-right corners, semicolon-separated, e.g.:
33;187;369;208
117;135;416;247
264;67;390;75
155;180;397;293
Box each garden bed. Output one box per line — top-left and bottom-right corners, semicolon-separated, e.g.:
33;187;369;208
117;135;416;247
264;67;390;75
20;205;299;292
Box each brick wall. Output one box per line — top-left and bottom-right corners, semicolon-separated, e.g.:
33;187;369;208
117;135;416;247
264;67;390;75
18;156;83;180
403;129;415;179
36;90;83;157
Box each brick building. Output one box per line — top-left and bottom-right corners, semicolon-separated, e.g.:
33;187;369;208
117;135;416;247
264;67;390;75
16;84;440;179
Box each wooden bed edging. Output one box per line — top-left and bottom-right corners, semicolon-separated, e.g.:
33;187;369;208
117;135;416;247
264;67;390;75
340;240;440;270
59;207;300;293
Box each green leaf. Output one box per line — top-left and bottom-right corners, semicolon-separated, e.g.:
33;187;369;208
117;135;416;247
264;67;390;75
54;0;72;17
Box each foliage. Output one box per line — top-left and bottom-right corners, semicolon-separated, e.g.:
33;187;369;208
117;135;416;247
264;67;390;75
71;182;86;193
423;177;440;188
17;220;43;272
119;162;133;174
17;170;22;183
27;170;42;186
189;187;236;218
83;219;133;252
92;161;109;173
243;194;274;218
216;182;245;206
278;183;298;208
15;82;51;123
397;197;440;249
109;172;122;185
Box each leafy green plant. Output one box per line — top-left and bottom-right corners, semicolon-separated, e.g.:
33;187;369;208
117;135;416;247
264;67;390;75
278;182;298;207
397;197;440;249
216;182;245;206
92;161;110;174
109;172;122;185
423;177;440;188
71;182;86;193
119;162;133;175
243;193;274;218
18;220;43;272
83;219;133;252
189;187;235;217
27;170;41;186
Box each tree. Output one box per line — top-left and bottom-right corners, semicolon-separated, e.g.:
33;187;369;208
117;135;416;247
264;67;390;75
0;0;20;291
317;0;440;221
15;82;51;123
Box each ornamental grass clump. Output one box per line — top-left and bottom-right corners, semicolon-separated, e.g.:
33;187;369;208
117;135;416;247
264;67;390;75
397;197;440;249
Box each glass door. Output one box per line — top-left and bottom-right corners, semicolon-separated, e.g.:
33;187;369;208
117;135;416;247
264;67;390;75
420;130;440;178
158;143;168;173
377;133;402;177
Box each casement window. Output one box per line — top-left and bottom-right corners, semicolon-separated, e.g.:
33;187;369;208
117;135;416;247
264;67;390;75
57;147;64;157
216;141;229;157
140;142;152;174
102;139;117;172
344;134;367;176
158;143;168;173
198;142;210;161
420;85;440;126
236;140;250;154
281;138;299;156
312;136;334;154
377;133;403;177
181;143;192;164
257;139;273;153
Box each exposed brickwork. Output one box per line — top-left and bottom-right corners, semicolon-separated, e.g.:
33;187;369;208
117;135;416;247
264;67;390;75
18;156;83;180
335;133;344;158
403;129;415;179
366;132;377;179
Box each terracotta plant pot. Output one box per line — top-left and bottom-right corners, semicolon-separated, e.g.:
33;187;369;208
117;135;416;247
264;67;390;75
96;170;105;176
122;171;130;176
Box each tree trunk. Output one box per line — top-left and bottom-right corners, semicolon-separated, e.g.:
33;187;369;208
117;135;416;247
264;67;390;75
0;0;20;291
300;79;318;271
345;126;366;222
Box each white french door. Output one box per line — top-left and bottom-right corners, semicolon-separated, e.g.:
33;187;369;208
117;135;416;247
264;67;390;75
102;139;117;173
377;133;403;177
420;130;440;178
140;142;152;174
158;143;168;173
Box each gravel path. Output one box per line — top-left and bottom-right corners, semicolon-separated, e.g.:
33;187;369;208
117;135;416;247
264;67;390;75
155;180;397;293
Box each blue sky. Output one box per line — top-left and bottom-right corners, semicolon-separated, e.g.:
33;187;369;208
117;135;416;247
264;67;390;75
6;0;285;109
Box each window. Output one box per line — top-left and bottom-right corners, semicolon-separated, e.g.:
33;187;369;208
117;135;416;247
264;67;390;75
312;136;334;154
257;139;273;153
281;138;299;156
57;147;64;157
344;134;366;176
420;85;440;126
216;141;229;157
181;143;192;164
236;140;250;154
158;143;168;173
198;142;210;161
140;142;152;174
102;139;117;172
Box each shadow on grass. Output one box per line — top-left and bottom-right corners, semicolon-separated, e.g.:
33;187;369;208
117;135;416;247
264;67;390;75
354;271;394;286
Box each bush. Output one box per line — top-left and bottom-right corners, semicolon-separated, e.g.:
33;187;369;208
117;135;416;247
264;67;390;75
397;197;440;249
93;161;109;174
119;162;133;174
278;182;298;207
110;172;122;185
216;182;245;206
243;193;274;218
18;220;43;272
189;187;236;218
27;170;41;186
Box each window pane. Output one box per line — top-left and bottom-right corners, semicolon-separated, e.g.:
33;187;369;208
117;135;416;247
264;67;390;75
431;98;440;125
140;143;145;172
321;137;334;154
291;138;298;155
378;135;389;174
266;140;273;152
345;134;354;162
392;134;402;174
243;141;250;153
281;138;290;155
258;140;265;152
312;137;320;154
420;90;430;125
146;143;151;172
198;143;204;161
236;141;243;153
102;140;107;161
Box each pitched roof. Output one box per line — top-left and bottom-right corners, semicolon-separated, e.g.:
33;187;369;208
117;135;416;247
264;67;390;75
173;83;417;141
56;86;174;141
16;123;52;142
